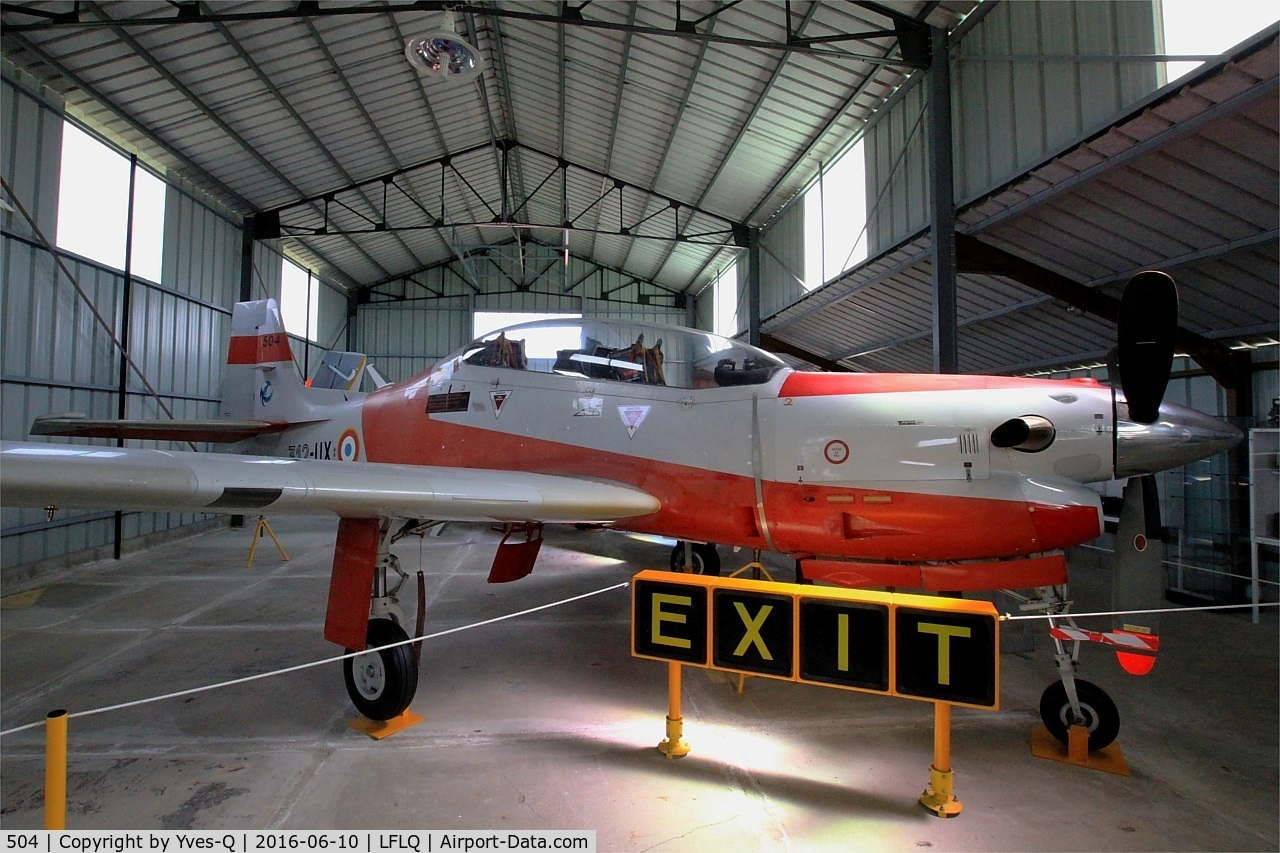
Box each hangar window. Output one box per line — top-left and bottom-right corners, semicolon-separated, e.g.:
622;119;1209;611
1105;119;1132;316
474;312;582;360
55;121;166;283
280;258;318;342
803;139;868;291
1160;0;1278;83
474;312;580;340
713;261;740;338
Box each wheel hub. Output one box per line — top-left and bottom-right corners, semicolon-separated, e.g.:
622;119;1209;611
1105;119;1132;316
353;651;386;699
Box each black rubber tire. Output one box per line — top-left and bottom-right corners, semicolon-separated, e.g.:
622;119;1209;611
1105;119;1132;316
669;542;721;576
1039;678;1120;751
343;618;419;721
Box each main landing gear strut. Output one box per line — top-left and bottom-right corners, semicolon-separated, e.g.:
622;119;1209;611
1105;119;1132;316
1015;585;1121;750
670;541;721;576
342;519;420;721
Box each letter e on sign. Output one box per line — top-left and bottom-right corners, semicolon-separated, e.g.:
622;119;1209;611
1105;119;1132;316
632;578;708;665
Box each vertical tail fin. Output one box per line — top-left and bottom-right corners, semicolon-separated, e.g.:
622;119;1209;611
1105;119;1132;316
220;299;307;422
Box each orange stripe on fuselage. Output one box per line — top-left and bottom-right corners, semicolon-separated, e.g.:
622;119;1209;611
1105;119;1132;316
227;334;293;365
359;385;1102;567
779;372;1105;397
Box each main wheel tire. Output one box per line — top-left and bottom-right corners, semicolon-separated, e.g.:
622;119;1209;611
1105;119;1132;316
343;618;419;721
1039;679;1120;750
669;542;721;576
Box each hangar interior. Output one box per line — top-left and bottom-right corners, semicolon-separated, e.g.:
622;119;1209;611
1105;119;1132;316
0;0;1277;845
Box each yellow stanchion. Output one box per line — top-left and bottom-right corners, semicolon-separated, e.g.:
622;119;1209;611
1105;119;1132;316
919;701;962;818
45;709;67;830
246;516;289;567
657;662;690;759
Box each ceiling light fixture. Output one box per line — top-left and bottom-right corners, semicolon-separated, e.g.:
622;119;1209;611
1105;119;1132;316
404;12;485;83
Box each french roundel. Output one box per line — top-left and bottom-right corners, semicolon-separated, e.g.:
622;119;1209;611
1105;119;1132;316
338;429;360;462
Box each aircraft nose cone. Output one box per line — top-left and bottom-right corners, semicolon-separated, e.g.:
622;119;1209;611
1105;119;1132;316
1115;401;1243;478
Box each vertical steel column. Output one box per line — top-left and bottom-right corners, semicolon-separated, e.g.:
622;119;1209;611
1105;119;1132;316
114;156;139;560
240;216;255;302
346;292;359;352
928;25;958;375
746;226;762;347
303;269;313;380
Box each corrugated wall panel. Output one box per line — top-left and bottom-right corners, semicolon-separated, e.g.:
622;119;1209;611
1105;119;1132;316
354;298;470;383
350;270;690;385
1;73;61;237
955;1;1159;203
1;75;252;573
865;1;1160;255
866;82;929;254
759;196;808;321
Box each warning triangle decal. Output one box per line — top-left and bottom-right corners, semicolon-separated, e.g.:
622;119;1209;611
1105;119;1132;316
618;405;650;439
490;390;512;419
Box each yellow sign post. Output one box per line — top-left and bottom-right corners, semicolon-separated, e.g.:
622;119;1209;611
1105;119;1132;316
630;570;1000;816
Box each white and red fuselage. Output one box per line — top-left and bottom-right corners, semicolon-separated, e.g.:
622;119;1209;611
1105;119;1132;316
236;316;1235;592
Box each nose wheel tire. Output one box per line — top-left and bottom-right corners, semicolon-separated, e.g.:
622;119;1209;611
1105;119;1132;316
1039;679;1120;751
344;618;419;721
669;542;721;576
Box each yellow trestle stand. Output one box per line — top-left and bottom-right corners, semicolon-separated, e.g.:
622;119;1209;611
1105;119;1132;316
246;515;289;567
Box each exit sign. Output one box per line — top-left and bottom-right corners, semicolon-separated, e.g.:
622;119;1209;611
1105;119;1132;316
631;570;999;710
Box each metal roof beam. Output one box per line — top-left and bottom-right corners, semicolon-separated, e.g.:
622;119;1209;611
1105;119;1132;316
584;1;638;262
2;2;926;66
759;334;852;372
644;1;820;292
2;34;253;213
73;3;386;288
359;235;682;299
264;140;742;245
953;235;1244;390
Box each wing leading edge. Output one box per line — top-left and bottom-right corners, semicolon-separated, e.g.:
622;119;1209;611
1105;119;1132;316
0;441;660;524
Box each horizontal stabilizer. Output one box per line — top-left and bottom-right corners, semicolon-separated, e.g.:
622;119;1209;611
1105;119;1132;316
30;414;303;443
30;412;330;440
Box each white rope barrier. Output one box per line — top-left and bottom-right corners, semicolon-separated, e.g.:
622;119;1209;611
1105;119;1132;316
1001;600;1280;621
0;580;629;738
1077;542;1280;588
3;572;1272;735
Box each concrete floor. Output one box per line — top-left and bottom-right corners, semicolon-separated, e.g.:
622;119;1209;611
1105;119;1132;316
1;517;1276;850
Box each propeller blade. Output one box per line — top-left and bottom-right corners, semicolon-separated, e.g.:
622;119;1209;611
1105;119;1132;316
1111;473;1163;675
1116;270;1178;424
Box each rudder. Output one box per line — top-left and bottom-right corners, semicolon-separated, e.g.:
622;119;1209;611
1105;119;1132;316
220;299;306;422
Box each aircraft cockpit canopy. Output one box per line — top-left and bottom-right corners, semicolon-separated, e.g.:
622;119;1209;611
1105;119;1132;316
458;319;787;389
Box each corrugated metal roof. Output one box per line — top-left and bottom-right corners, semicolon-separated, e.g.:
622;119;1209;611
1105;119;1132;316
2;0;974;296
764;31;1279;375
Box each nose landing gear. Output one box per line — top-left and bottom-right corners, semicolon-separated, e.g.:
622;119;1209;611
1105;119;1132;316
1014;585;1122;751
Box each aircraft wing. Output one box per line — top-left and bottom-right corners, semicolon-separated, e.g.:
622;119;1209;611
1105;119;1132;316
0;441;660;524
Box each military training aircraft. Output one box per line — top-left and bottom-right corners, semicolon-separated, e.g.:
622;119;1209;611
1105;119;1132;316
0;271;1241;748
